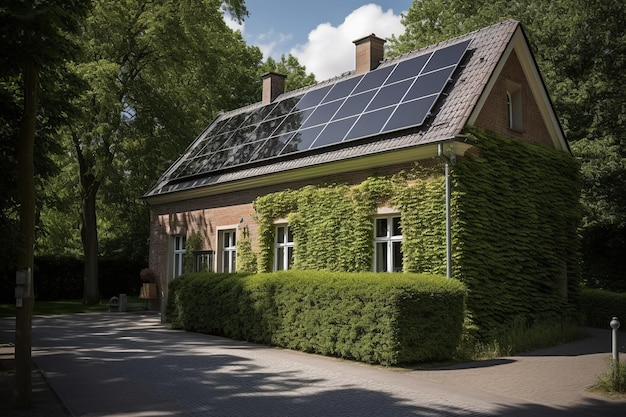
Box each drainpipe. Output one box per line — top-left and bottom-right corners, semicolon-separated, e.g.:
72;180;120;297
438;143;456;278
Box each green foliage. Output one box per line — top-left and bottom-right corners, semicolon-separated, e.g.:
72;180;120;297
259;54;317;92
388;0;626;313
254;177;397;273
289;185;373;272
236;226;258;273
596;358;626;394
37;0;265;291
457;315;583;360
453;127;582;334
393;173;447;274
184;232;203;273
579;288;626;329
166;271;467;365
0;0;91;274
253;189;299;272
254;131;580;336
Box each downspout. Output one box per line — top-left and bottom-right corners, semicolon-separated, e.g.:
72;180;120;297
438;143;456;278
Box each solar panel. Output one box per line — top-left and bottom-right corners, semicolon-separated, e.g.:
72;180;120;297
167;38;472;181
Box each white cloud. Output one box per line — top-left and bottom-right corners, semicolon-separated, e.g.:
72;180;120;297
291;4;405;81
223;12;292;60
223;13;244;33
254;30;294;60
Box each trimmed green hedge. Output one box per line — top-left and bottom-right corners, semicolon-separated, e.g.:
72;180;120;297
166;270;467;365
579;288;626;328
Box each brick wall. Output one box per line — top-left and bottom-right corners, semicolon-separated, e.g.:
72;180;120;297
473;51;553;147
148;160;421;287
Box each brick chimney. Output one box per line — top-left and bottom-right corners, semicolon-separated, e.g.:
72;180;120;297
261;72;286;104
353;34;386;75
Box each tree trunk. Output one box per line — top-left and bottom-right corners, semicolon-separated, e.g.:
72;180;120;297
80;171;101;304
14;63;38;408
74;134;101;305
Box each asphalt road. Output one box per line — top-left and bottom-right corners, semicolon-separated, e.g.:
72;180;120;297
1;313;625;416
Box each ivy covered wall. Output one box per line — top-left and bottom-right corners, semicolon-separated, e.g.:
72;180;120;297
453;127;582;333
253;127;581;335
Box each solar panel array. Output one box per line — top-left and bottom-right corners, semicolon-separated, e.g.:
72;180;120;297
169;38;472;180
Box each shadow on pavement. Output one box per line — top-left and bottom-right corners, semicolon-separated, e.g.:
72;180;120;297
2;314;626;417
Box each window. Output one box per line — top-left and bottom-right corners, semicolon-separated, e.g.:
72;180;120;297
374;216;403;272
218;229;237;272
172;235;186;278
274;224;294;271
194;250;214;272
506;81;522;131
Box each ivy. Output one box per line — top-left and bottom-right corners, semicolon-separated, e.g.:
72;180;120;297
453;127;582;335
184;232;203;273
236;226;257;273
252;127;582;336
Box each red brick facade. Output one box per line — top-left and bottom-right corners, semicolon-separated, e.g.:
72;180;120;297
148;161;418;294
473;51;553;147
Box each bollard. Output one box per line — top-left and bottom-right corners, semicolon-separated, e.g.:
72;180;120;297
119;294;128;312
610;317;620;363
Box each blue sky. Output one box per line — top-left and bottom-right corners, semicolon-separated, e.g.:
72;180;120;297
225;1;413;81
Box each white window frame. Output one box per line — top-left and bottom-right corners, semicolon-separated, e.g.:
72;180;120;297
506;81;523;131
194;250;214;273
274;224;294;271
217;228;237;273
172;235;186;278
374;215;403;272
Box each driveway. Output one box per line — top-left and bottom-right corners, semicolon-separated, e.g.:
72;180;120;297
1;313;624;416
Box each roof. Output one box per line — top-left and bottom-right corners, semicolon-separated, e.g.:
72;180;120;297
144;19;567;203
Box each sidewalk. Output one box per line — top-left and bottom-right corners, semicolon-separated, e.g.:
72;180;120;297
0;342;70;416
1;313;625;416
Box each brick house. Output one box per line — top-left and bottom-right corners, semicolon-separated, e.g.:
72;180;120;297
144;20;577;325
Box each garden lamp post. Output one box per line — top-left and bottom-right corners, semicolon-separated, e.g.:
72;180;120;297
610;317;620;363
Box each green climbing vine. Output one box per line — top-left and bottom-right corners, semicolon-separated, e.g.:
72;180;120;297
184;232;203;273
236;226;258;273
252;126;582;335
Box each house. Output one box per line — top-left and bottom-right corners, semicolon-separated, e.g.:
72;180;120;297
143;20;580;331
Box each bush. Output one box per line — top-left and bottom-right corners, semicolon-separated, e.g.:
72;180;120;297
579;288;626;328
166;270;467;365
596;358;626;394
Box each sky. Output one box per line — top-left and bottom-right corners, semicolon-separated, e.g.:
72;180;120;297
224;1;413;81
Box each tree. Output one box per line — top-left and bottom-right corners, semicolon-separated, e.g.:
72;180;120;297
67;0;262;303
0;0;91;407
389;0;626;290
259;54;317;92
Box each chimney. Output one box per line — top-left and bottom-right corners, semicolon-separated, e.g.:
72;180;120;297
353;34;386;75
261;72;286;104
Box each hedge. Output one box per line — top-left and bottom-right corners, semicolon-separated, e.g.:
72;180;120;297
0;256;146;303
579;288;626;329
166;270;467;365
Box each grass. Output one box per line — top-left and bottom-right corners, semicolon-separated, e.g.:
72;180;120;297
457;318;586;361
0;297;148;318
594;358;626;397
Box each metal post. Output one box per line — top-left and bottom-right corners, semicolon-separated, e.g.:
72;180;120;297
610;317;620;363
445;161;452;279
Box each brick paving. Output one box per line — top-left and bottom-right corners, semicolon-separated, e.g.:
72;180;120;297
1;313;624;416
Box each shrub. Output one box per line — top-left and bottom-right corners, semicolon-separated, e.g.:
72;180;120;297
596;358;626;394
166;270;467;365
579;288;626;328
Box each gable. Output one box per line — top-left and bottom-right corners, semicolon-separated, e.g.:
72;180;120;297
473;50;552;146
467;27;569;152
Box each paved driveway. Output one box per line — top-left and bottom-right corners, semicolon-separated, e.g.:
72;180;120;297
1;313;624;416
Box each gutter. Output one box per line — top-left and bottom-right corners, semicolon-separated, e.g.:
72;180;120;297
438;142;456;279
